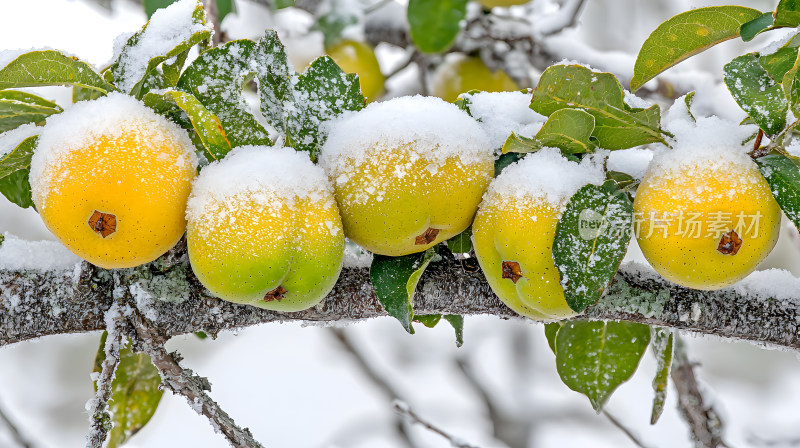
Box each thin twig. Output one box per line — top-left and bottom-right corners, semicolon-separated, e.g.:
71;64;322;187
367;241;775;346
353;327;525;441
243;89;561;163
85;301;125;448
750;129;767;158
671;335;728;448
383;49;417;82
538;0;588;36
327;328;414;447
122;287;265;448
393;401;479;448
602;410;651;448
0;398;34;448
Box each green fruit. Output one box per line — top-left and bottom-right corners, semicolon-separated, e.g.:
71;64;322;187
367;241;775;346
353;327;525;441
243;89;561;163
432;55;519;103
187;146;344;311
320;96;494;256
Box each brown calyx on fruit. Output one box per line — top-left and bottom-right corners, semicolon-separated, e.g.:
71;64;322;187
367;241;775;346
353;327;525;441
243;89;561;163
87;211;117;238
264;285;288;302
717;230;743;255
502;261;523;284
415;227;440;245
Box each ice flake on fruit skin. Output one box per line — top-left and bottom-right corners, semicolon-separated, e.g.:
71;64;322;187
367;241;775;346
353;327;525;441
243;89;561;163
484;147;604;211
186;145;334;230
0;233;81;271
113;0;213;92
29;92;198;208
463;91;546;149
319;95;492;183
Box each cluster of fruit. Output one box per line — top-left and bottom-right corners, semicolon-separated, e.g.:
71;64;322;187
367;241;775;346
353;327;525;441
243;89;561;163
28;84;783;320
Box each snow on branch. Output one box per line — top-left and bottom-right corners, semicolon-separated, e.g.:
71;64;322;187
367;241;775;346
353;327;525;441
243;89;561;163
1;254;799;351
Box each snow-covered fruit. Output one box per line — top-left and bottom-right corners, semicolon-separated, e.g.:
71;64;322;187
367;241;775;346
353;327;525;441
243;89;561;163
472;149;604;320
634;143;781;290
320;96;494;256
326;40;385;103
432;55;519;103
30;93;197;269
186;146;344;311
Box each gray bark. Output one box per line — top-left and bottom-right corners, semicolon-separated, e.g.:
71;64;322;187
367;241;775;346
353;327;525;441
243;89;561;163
1;256;798;351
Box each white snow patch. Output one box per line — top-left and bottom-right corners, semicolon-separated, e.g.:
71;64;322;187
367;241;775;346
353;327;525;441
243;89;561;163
464;91;546;149
113;0;212;92
729;269;800;303
29;92;198;208
0;233;81;271
0;123;39;158
186;145;333;223
483;147;604;209
623;89;653;109
607;148;653;180
320;95;492;178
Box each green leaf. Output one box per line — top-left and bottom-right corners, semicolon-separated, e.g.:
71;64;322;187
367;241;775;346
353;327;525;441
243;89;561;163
776;0;800;27
407;0;467;53
684;91;697;122
544;322;563;354
741;12;775;42
443;315;464;347
93;332;164;448
415;314;442;328
254;31;294;137
605;171;637;191
631;6;762;91
143;0;176;17
555;320;651;411
782;50;800;118
178;38;273;147
447;226;472;254
73;85;105;103
216;0;236;22
0;50;115;93
502;108;596;154
289;56;364;159
0;169;33;209
552;181;633;312
494;152;523;177
0;90;62;133
109;0;211;96
0;135;37;180
756;154;800;231
370;248;437;333
650;328;673;425
163;90;231;161
723;53;788;135
531;65;666;150
759;46;800;81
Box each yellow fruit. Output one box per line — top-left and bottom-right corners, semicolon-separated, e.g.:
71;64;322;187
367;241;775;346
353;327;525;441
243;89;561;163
432;55;519;103
634;148;781;290
326;40;385;103
186;146;344;311
29;93;197;269
320;96;493;256
472;149;604;320
478;0;529;8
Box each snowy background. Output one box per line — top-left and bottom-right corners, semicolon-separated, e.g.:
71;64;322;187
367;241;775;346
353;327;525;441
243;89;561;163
2;0;800;447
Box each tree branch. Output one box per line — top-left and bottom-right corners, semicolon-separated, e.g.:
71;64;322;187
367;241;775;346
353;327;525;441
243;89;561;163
0;397;35;448
671;335;727;448
392;401;478;448
85;300;124;448
122;290;265;448
2;256;800;352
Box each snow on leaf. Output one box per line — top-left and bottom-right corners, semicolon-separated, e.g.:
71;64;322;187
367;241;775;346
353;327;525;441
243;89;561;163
756;154;800;231
93;332;164;448
288;56;364;160
0;135;37;209
108;0;212;96
723;53;788;135
650;328;673;425
552;180;633;312
555;320;651;412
